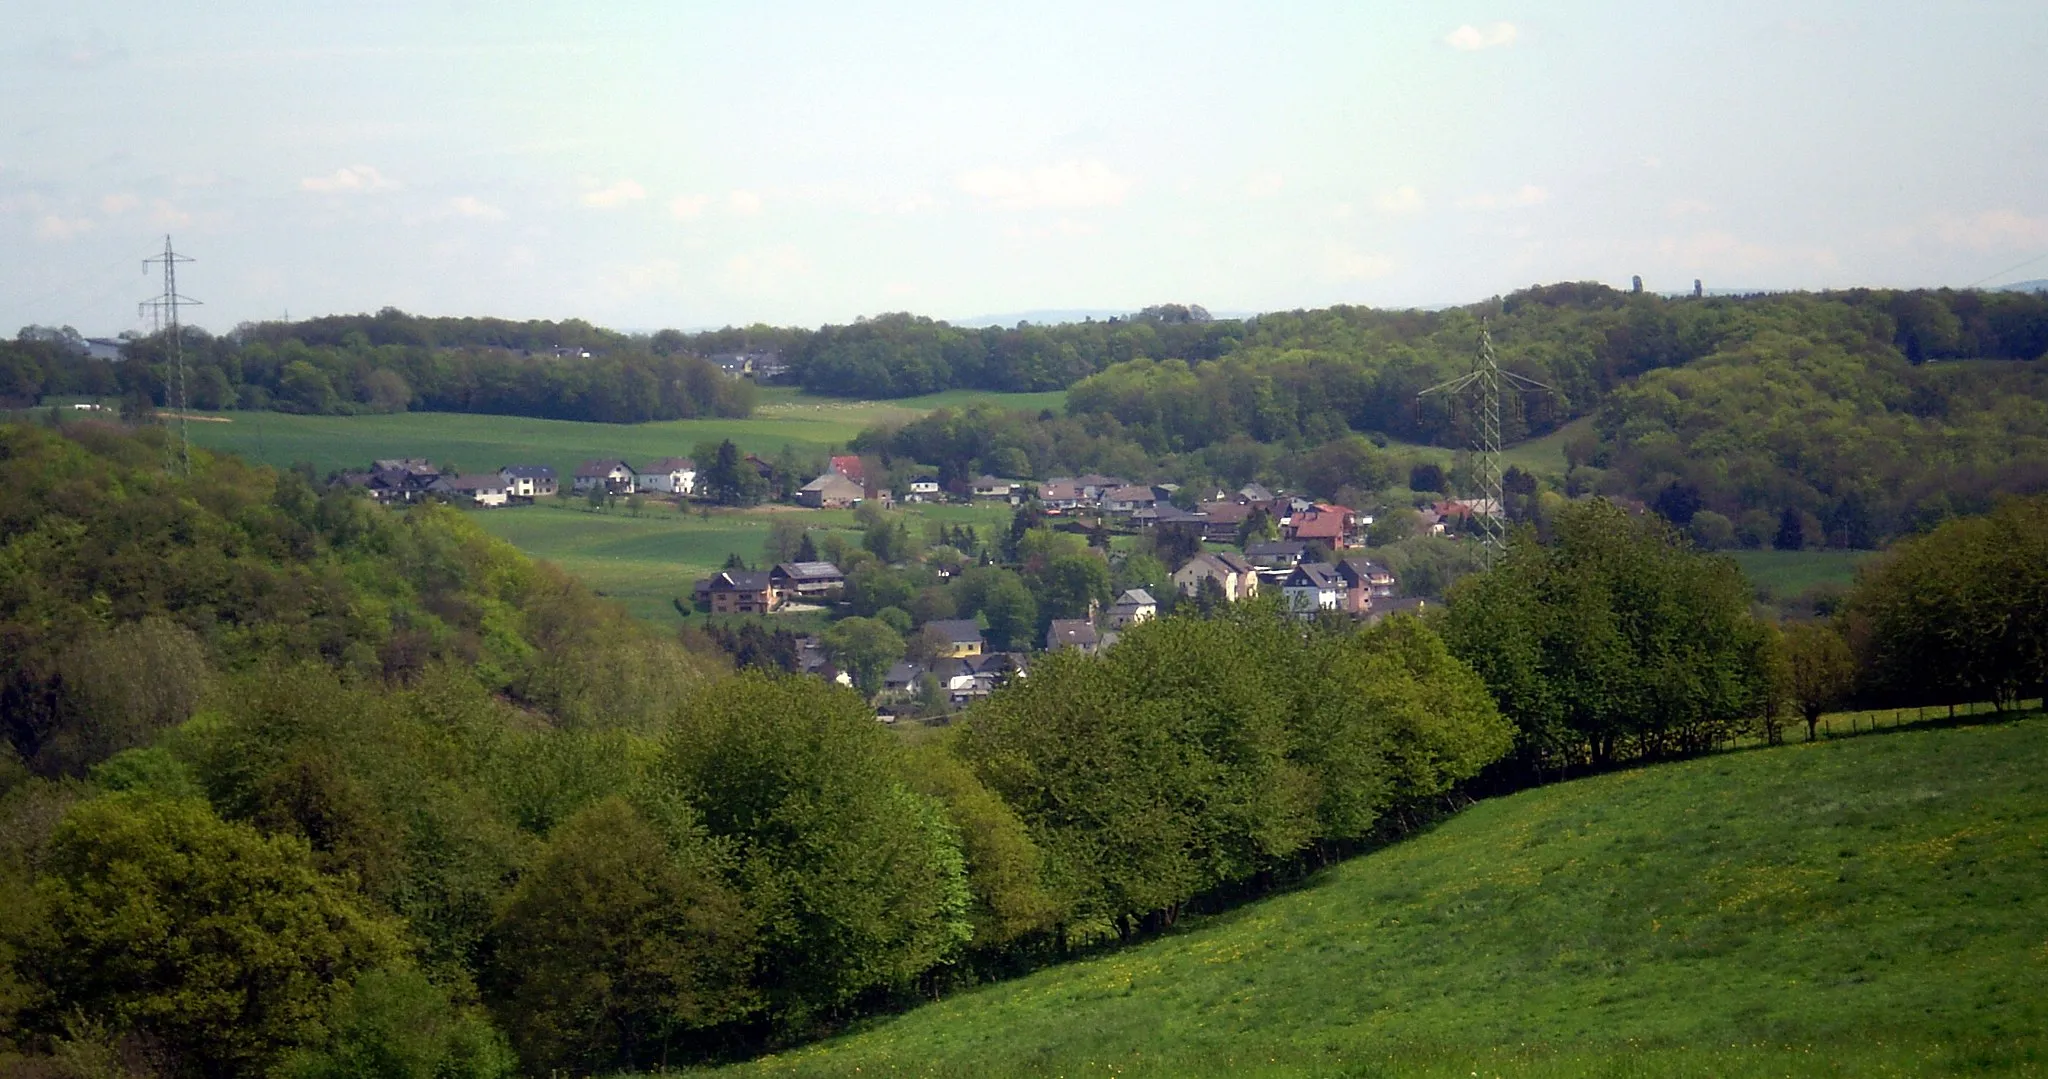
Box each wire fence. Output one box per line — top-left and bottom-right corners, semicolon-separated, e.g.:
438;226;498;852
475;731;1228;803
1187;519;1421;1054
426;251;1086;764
1805;697;2043;741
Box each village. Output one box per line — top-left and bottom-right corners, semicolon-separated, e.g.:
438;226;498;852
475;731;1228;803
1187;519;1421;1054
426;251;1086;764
320;451;1501;720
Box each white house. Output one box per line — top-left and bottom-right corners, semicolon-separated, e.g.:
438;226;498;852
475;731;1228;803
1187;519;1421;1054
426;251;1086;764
1108;589;1157;628
434;474;510;507
636;457;697;496
498;464;557;499
1281;562;1343;614
572;459;636;495
906;476;941;502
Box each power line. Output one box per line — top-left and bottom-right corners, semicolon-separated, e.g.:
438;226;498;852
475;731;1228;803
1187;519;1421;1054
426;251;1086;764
1419;322;1554;568
141;235;200;475
1964;250;2048;290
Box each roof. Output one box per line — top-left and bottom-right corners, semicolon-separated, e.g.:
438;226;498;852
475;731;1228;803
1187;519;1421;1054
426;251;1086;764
1046;619;1099;647
772;561;844;581
499;464;555;478
801;472;864;496
1239;483;1275;501
1290;510;1349;540
1040;480;1083;500
1149;505;1206;524
1286;562;1343;588
829;455;865;481
924;619;985;645
575;459;633;478
1210;551;1256;574
709;570;772;592
443;474;506;491
1106;485;1156;502
884;661;923;687
1245;540;1309;558
1199;500;1253;523
1115;589;1156;606
642;457;695;472
973;475;1014;488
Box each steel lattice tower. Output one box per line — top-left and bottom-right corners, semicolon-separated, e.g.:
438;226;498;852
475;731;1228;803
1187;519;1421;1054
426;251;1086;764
141;235;200;474
1419;323;1552;567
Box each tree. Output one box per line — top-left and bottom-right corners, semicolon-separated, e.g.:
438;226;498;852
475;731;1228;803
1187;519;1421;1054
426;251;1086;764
699;439;763;506
1441;500;1774;771
24;793;401;1075
654;675;971;1021
763;517;808;564
1781;621;1854;741
821;616;906;694
285;966;515;1079
486;797;755;1074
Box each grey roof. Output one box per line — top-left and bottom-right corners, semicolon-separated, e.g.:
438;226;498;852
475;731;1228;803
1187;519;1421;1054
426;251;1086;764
1239;483;1275;501
772;561;844;581
1286;562;1343;588
710;570;772;592
642;457;696;472
884;661;924;687
575;459;633;478
1116;589;1156;606
924;619;985;644
499;464;556;478
1046;619;1099;647
802;472;864;494
442;474;507;491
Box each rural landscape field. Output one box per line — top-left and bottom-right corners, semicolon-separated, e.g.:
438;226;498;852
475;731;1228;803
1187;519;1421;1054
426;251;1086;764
6;3;2048;1078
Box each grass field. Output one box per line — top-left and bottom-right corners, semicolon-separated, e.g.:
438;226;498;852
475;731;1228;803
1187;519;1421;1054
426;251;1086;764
168;387;1067;479
693;712;2048;1078
468;499;1016;626
1728;549;1874;599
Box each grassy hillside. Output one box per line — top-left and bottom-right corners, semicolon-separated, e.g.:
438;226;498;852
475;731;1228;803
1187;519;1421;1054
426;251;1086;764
1729;549;1873;600
702;714;2048;1078
171;388;1067;477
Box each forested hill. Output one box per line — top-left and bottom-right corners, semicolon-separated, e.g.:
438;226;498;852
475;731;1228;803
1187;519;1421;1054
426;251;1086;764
0;419;706;774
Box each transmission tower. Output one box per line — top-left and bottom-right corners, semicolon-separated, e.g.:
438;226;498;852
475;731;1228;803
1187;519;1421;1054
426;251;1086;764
141;235;201;474
1419;323;1553;567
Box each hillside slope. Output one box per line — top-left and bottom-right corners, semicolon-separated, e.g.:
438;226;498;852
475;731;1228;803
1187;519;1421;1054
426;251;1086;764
710;716;2048;1078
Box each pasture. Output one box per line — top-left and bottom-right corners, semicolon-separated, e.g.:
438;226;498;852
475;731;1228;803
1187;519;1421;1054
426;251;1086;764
695;711;2048;1078
174;387;1068;478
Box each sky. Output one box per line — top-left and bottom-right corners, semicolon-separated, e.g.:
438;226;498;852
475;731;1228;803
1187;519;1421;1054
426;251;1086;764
5;1;2047;336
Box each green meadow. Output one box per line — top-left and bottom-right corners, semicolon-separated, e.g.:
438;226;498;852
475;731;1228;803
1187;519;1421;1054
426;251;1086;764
174;387;1067;479
468;499;1016;626
693;713;2048;1078
1729;549;1874;600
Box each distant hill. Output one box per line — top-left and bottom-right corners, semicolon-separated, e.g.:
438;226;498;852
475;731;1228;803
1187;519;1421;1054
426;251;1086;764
708;713;2048;1078
1995;278;2048;293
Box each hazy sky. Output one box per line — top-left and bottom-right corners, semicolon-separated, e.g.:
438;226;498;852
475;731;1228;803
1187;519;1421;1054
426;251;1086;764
5;1;2046;335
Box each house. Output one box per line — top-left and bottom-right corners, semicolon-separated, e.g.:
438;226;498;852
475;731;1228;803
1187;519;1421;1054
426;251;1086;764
636;457;697;496
743;453;777;482
1237;482;1276;503
944;652;1030;703
1198;500;1254;542
792;636;855;687
1045;619;1101;654
1330;558;1397;616
572;459;636;495
431;474;510;507
1285;503;1360;549
770;561;845;599
1073;475;1126;505
1104;485;1157;514
1136;504;1207;530
373;458;438;476
1173;551;1261;602
359;467;437;505
1244;540;1311;569
924;619;986;658
1038;479;1084;511
882;661;926;698
703;570;777;614
1108;589;1157;628
1281;562;1344;615
828;455;866;487
906;476;941;502
972;476;1019;502
798;471;866;509
498;464;557;499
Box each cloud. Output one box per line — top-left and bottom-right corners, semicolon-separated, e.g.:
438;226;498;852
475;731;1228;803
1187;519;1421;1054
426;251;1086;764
724;245;812;292
669;194;710;220
1444;22;1518;51
1666;198;1713;218
727;189;763;215
957;160;1133;211
1244;171;1285;199
35;214;94;241
449;195;504;221
1458;184;1549;210
1929;210;2048;253
300;165;397;193
1327;246;1397;281
581;179;645;208
1374;185;1426;215
99;193;140;215
149;200;192;228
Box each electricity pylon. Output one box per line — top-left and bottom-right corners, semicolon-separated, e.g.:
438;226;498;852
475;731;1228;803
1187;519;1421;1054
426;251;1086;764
141;235;200;474
1419;323;1553;567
